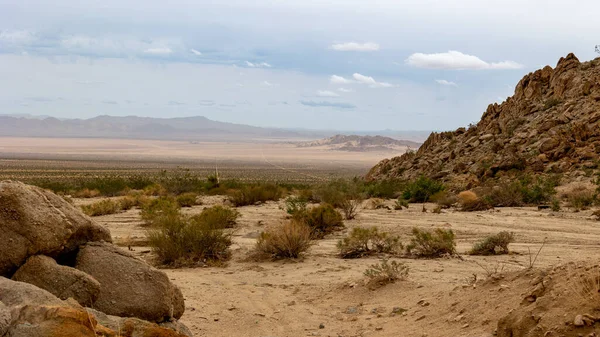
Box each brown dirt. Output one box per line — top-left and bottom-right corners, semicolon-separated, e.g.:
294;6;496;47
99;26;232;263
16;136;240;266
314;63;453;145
83;197;600;337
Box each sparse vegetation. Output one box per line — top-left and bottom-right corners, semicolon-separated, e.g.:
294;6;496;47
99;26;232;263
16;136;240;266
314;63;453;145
562;185;597;210
457;190;492;212
406;227;456;258
81;199;122;216
469;231;514;255
140;196;180;226
302;204;344;238
401;176;445;203
364;258;409;286
254;221;312;259
229;183;285;206
191;205;240;229
431;191;457;209
176;192;200;207
284;196;308;217
337;226;402;258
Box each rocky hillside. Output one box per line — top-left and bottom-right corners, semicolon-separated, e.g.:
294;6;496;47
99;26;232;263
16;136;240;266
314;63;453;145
297;134;421;152
368;54;600;188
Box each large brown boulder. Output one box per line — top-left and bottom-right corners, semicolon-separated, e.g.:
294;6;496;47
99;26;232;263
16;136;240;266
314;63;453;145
0;181;112;277
75;242;185;323
12;255;101;307
0;277;192;337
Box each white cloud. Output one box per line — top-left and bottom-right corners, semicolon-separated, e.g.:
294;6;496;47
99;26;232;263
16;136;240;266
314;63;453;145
0;30;36;44
261;81;276;87
352;73;392;88
338;88;354;93
330;42;380;52
317;90;339;97
246;61;272;68
190;49;202;56
144;47;173;55
435;79;457;86
406;50;524;70
330;75;353;84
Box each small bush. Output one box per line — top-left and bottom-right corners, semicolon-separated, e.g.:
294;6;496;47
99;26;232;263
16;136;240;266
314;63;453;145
431;191;457;209
284;196;308;216
337;226;402;258
402;176;445;202
73;188;101;198
551;199;561;212
229;184;284;207
118;195;139;210
303;204;344;238
394;198;409;210
469;231;515;255
457;191;492;212
176;192;200;207
406;227;456;257
362;179;404;199
148;212;232;266
340;198;362;220
364;258;409;286
81;199;120;216
565;187;597;210
144;183;168;196
254;221;312;259
191;205;240;229
141;197;180;226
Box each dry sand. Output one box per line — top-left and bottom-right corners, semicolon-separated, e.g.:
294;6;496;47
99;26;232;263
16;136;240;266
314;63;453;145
81;197;600;337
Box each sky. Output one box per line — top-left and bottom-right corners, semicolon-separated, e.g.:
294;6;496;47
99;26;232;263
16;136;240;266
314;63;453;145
0;0;598;131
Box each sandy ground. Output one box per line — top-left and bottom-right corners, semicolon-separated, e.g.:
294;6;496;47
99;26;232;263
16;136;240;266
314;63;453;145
79;197;600;337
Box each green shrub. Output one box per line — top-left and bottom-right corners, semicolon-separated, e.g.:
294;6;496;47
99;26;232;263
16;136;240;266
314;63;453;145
284;196;308;216
303;204;344;238
402;176;445;202
480;175;559;207
337;227;402;258
362;179;404;199
229;184;284;206
140;197;180;226
148;212;232;266
406;227;456;257
469;231;514;255
254;221;312;259
364;258;409;286
81;199;121;216
176;192;200;207
191;205;240;229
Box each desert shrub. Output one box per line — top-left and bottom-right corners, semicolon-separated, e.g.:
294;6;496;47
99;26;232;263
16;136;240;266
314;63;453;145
143;183;168;196
73;188;101;198
81;199;121;216
518;175;559;205
480;183;523;207
140;196;180;226
551;198;561;212
364;258;409;286
457;190;492;212
394;198;409;210
176;192;200;207
469;231;515;255
148;212;232;265
229;183;285;206
191;205;240;229
340;198;363;220
156;168;205;195
406;227;456;257
337;226;402;258
284;196;308;216
313;179;365;219
402;176;445;202
431;191;457;209
362;179;404;199
303;204;344;238
254;221;312;259
564;187;597;210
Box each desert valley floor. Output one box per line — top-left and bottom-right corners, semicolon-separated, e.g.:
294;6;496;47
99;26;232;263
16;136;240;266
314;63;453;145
79;196;600;337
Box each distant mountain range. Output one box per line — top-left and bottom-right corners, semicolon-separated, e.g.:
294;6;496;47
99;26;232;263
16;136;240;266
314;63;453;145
296;134;422;152
0;114;431;143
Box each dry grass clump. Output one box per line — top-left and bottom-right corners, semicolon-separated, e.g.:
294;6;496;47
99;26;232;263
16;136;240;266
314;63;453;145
140;196;180;226
457;190;492;212
254;221;312;260
337;226;402;258
73;188;101;198
147;210;233;266
302;203;344;238
364;258;409;286
340;197;363;220
80;196;141;216
406;227;456;258
229;183;285;207
191;205;240;229
560;184;598;210
176;192;200;207
469;231;514;255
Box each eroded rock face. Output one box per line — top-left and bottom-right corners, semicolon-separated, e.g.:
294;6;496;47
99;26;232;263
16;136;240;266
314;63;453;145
367;54;600;188
75;242;185;323
12;255;101;307
0;181;112;277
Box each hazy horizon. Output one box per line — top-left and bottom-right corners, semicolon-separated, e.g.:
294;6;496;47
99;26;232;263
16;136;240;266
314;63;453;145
1;0;598;131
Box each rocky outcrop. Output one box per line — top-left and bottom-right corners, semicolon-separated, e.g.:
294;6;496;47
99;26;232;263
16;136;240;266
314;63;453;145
12;255;101;307
367;54;600;188
75;242;185;323
0;277;191;337
0;180;112;277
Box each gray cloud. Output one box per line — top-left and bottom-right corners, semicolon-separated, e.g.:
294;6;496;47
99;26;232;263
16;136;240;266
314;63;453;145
300;100;356;109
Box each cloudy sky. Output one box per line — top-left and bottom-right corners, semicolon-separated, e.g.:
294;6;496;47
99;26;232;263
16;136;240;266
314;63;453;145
0;0;598;131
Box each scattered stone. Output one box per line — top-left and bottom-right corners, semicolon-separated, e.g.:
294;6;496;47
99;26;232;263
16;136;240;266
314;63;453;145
574;314;585;327
319;323;325;329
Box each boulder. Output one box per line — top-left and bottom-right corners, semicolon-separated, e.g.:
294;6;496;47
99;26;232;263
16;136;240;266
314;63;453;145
0;276;65;308
87;308;193;337
0;181;112;277
12;255;101;306
75;242;184;323
0;302;9;336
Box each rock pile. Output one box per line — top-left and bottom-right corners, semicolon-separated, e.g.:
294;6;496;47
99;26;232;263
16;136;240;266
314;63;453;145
0;180;191;336
367;54;600;188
